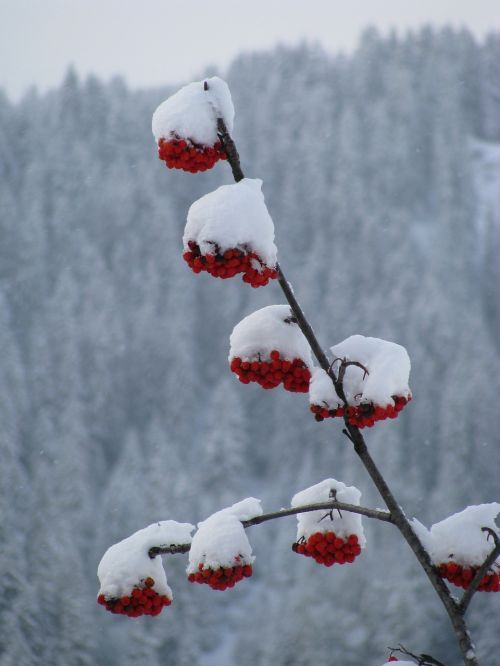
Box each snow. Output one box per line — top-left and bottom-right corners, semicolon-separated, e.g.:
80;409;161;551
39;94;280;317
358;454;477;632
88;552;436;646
309;367;342;410
229;304;314;365
329;334;411;406
187;498;262;573
97;520;194;599
381;662;415;665
152;76;234;146
291;479;366;546
412;504;500;569
184;178;277;267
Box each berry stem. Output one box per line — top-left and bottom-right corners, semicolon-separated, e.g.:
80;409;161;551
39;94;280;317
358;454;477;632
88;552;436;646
458;530;500;614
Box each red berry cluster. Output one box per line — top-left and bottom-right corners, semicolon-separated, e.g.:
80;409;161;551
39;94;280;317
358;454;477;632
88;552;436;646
438;562;500;592
158;136;227;172
230;350;311;392
183;241;277;287
387;657;399;662
310;395;411;428
188;561;253;591
97;577;172;617
292;531;362;566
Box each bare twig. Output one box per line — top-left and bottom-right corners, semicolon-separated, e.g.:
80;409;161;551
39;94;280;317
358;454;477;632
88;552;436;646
459;527;500;614
389;644;448;666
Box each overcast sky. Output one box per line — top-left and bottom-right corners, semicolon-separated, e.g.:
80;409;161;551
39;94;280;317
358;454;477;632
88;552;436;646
1;0;498;100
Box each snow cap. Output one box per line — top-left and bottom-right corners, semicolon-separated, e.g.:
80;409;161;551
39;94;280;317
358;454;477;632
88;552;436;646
330;334;411;406
152;76;234;146
309;367;342;410
187;498;262;573
98;520;194;599
412;503;500;569
291;478;366;546
184;178;277;267
229;304;314;366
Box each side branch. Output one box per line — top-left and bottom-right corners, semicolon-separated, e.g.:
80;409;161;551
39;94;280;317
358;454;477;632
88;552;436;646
148;499;393;558
459;528;500;614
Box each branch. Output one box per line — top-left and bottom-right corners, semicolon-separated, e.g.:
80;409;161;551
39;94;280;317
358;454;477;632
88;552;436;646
216;117;244;182
343;424;477;666
148;499;393;558
459;527;500;614
214;110;479;666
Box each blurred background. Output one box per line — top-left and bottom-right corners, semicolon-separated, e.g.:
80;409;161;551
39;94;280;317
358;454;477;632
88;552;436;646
1;1;499;665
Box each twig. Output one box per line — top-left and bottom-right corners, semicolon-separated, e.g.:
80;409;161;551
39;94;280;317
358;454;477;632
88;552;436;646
148;499;393;558
459;527;500;614
389;644;448;666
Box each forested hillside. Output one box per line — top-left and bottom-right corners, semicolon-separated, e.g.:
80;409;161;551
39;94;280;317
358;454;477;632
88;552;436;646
0;27;499;665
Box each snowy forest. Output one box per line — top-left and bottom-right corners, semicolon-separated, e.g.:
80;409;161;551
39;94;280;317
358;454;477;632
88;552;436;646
1;26;500;666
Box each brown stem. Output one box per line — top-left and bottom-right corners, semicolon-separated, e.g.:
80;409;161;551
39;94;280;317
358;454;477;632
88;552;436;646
148;499;393;558
459;528;500;614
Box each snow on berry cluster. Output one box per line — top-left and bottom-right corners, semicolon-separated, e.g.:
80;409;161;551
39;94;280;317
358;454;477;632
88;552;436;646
291;479;365;567
152;76;234;173
97;520;194;617
183;179;278;287
381;659;414;665
309;335;411;427
187;498;262;592
412;504;500;592
229;305;313;392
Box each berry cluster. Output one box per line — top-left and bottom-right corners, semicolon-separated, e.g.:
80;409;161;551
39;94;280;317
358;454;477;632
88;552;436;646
230;350;311;392
438;562;500;592
310;395;410;427
292;531;362;566
387;658;399;662
158;136;227;172
183;241;277;287
97;577;172;617
188;560;253;591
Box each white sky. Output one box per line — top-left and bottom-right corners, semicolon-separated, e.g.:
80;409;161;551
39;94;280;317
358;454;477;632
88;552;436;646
1;0;499;100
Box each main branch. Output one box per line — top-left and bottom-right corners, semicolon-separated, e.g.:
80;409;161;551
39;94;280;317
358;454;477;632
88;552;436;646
215;107;479;666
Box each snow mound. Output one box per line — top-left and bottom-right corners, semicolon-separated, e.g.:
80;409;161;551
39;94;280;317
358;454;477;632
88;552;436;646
412;504;500;569
184;178;277;268
98;520;194;600
229;305;313;366
291;478;366;546
187;498;262;574
330;334;411;406
309;367;342;410
152;76;234;146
